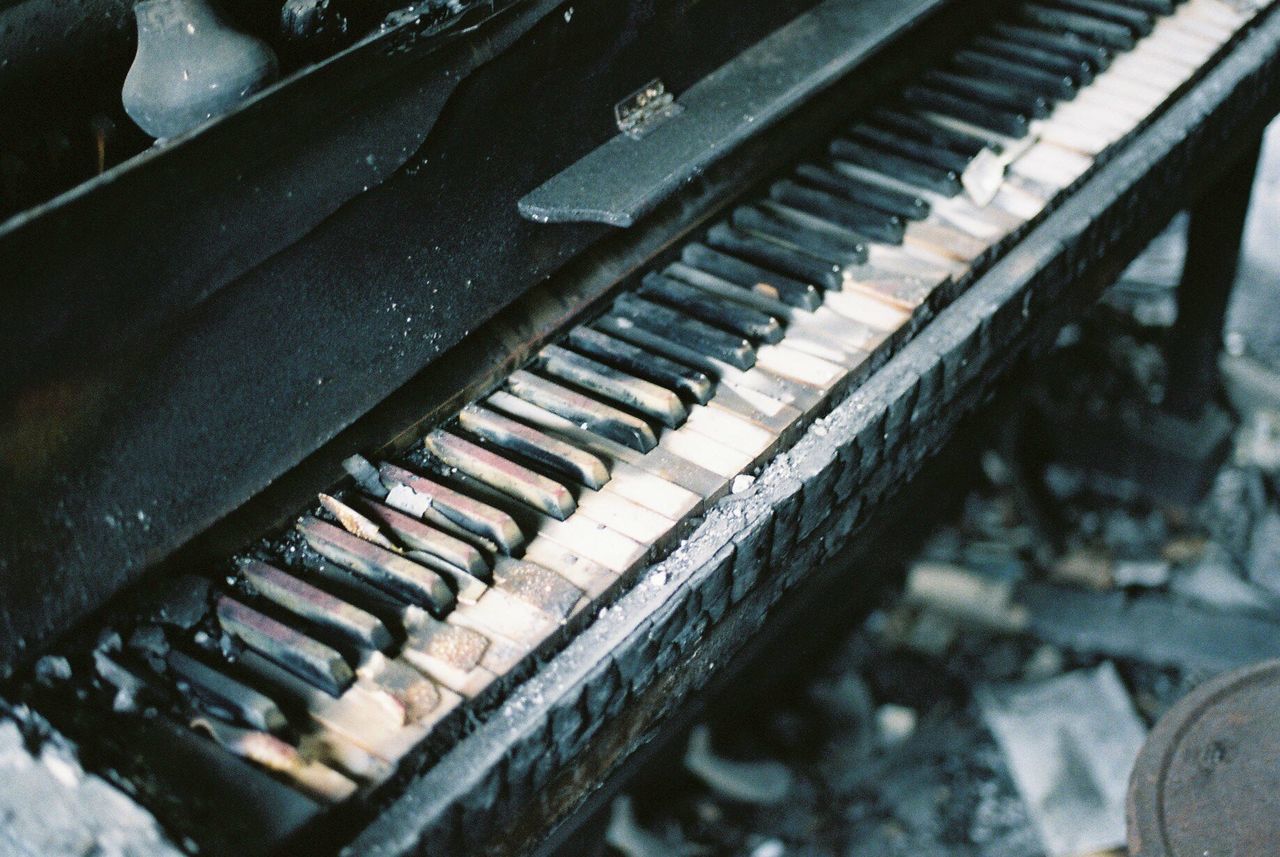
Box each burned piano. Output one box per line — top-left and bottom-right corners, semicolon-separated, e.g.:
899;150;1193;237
1;0;1278;853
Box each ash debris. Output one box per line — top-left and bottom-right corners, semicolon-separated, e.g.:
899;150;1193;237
0;706;182;857
605;214;1280;857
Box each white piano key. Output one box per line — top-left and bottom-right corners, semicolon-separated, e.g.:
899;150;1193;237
821;288;913;332
521;538;620;598
685;404;778;458
597;461;702;519
659;426;756;478
449;591;558;649
573;488;680;545
755;343;845;388
533;513;649;573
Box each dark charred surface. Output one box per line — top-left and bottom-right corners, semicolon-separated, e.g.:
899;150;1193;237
0;0;967;677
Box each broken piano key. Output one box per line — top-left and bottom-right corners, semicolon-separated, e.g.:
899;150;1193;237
191;715;357;802
505;369;660;453
216;594;356;696
240;559;395;651
535;343;690;428
378;462;525;553
564;325;715;404
297;517;457;616
425;429;578;520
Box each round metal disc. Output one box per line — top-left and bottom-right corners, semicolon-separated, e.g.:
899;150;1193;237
1127;659;1280;857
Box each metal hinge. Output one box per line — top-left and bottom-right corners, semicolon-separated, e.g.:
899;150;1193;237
614;78;683;139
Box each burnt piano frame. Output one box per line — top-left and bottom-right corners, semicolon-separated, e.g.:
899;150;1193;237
344;11;1280;853
2;0;1279;854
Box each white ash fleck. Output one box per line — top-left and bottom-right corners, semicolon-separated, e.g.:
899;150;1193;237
1021;645;1064;681
749;838;785;857
1111;559;1170;588
732;474;756;494
34;655;71;686
874;704;917;747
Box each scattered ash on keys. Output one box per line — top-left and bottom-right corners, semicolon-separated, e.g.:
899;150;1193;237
604;206;1280;857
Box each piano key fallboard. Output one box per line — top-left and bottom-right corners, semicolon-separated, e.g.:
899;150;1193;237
19;0;1279;854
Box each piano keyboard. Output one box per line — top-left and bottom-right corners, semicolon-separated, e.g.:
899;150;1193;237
69;0;1270;811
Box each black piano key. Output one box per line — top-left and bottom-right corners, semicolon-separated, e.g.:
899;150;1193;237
240;560;396;651
868;107;1000;158
900;85;1030;140
952;50;1078;101
920;69;1053;119
770;179;899;243
411;455;574;547
638;272;784;343
377;463;524;554
594;314;724;378
704;223;846;291
166;649;288;732
971;34;1095;85
846;122;975;172
216;594;356;696
756;200;878;262
612;293;757;370
831;133;968;194
452;413;622;514
297;517;458;617
459;405;611;491
730;204;868;266
665;261;796;319
794;163;930;221
565;326;715;404
989;22;1112;69
535;345;689;429
1106;0;1172;13
681;242;824;309
770;178;906;245
593;311;818;412
1048;0;1154;35
593;311;819;411
505;370;659;453
352;500;493;580
1019;4;1137;51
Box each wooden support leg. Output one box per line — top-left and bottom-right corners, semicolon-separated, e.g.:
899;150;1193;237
1163;136;1264;417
